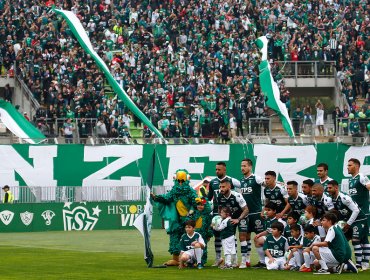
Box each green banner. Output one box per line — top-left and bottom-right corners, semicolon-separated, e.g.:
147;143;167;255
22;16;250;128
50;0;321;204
0;202;162;232
0;144;368;188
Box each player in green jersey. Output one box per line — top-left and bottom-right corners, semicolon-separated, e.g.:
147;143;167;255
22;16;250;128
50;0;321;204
178;220;206;269
254;202;286;268
286;180;309;216
263;221;289;270
327;180;369;270
213;207;237;269
264;171;290;217
301;179;314;206
285;224;303;271
311;212;356;274
315;163;333;192
347;158;370;271
300;224;321;272
239;159;264;268
207;162;240;267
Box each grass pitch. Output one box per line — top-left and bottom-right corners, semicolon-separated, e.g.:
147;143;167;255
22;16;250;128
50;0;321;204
0;229;368;280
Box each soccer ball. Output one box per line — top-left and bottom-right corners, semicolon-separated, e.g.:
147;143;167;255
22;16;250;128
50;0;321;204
212;215;222;229
299;214;308;225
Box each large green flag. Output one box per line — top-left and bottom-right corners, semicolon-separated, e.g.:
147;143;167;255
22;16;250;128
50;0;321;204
0;100;46;144
54;8;164;141
256;36;295;137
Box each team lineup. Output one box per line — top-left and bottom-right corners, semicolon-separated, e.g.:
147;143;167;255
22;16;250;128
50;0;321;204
151;158;370;274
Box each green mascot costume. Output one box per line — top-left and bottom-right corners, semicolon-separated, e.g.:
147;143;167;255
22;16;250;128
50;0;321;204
186;195;213;265
151;169;198;266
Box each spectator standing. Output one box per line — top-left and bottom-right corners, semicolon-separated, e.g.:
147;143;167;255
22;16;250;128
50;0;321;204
292;106;303;136
63;118;74;144
315;100;325;136
2;185;14;204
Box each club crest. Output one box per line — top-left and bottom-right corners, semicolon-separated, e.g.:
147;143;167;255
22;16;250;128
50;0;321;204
20;211;34;226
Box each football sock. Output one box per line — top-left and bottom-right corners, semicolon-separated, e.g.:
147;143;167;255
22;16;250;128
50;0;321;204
293;251;302;266
353;241;362;267
195;248;202;264
361;243;370;264
303;252;311;268
241;241;248;263
225;254;232;266
215;236;222;260
319;259;328;270
256;247;265;263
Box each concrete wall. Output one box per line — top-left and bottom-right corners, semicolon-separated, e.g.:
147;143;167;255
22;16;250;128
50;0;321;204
0;77;36;119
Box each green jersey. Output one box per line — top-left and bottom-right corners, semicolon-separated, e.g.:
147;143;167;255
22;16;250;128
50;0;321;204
208;176;240;214
263;235;289;258
331;192;367;224
288;235;302;246
264;185;288;213
314;177;333;192
264;217;286;234
311;194;334;219
214;217;236;239
179;232;205;252
325;225;352;263
348;173;370;215
302;235;321;248
288;193;309;216
239;174;263;214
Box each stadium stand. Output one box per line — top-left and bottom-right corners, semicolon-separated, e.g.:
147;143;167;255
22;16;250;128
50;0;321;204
0;0;369;143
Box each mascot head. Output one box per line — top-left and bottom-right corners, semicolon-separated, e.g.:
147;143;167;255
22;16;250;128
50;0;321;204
174;169;190;186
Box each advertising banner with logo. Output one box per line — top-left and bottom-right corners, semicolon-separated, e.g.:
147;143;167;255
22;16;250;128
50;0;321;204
0;144;368;189
0;202;162;232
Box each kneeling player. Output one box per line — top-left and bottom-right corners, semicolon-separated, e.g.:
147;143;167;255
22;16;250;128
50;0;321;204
285;224;303;270
263;222;289;270
311;212;357;274
179;220;206;269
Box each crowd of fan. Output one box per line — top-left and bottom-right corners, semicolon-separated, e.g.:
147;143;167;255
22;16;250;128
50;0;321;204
0;0;369;140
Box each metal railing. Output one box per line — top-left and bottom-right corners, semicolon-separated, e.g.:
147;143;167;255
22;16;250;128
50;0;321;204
35;117;98;141
275;61;336;78
335;117;370;136
13;61;40;119
248;118;272;136
0;185;176;204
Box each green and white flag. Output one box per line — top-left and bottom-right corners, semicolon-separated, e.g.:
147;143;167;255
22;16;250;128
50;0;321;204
0;100;46;144
256;36;295;138
53;8;164;141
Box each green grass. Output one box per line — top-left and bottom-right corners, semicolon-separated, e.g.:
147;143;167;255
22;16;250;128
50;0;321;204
0;229;368;279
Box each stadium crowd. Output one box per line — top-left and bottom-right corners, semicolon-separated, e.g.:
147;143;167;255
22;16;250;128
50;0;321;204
0;0;369;140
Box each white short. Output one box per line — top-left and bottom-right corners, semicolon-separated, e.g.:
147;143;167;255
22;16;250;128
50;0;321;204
183;248;203;263
319;247;339;268
222;235;236;255
265;256;286;270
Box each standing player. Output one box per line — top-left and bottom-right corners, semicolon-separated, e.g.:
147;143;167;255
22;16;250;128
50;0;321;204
327;180;369;270
286;180;309;216
217;179;249;267
301;179;314;205
311;184;334;239
315;163;333;192
264;171;290;218
347;158;370;270
311;184;334;219
208;162;241;266
239;159;264;268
